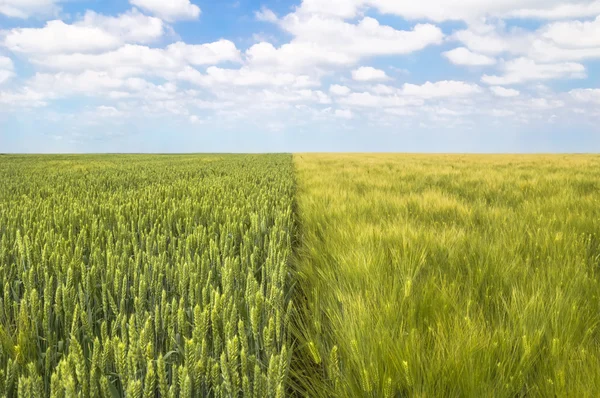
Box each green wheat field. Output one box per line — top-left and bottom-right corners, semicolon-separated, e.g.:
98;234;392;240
1;154;600;397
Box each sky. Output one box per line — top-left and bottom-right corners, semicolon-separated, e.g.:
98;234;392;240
0;0;599;153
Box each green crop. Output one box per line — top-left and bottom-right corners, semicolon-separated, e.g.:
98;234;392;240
292;154;600;397
0;154;295;397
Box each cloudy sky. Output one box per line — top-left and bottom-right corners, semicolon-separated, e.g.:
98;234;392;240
0;0;599;153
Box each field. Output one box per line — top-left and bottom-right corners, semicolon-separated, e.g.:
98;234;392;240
0;155;295;397
293;154;600;397
1;154;600;397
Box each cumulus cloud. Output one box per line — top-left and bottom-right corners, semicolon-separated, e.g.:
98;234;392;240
452;17;600;64
377;0;600;21
570;88;600;103
0;88;48;107
0;55;14;85
245;41;354;70
247;10;443;72
451;24;518;55
30;71;135;95
541;16;600;48
95;105;125;118
352;66;389;81
163;41;242;66
0;70;14;85
255;7;278;22
24;71;182;103
4;9;164;54
482;58;586;85
490;86;520;97
130;0;201;22
293;0;600;22
5;21;120;54
335;109;353;118
79;9;165;44
178;66;318;89
338;91;423;108
0;56;13;70
0;0;60;18
281;15;444;60
369;84;397;95
25;40;241;80
402;80;482;98
334;80;481;112
330;85;352;96
443;47;496;66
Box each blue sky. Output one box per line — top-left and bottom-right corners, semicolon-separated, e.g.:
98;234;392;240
0;0;599;153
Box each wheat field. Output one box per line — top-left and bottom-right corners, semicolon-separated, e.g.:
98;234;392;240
0;155;295;397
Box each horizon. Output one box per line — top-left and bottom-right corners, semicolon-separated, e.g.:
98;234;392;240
2;151;599;155
1;0;599;152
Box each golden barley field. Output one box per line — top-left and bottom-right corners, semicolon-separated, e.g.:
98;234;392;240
292;154;600;397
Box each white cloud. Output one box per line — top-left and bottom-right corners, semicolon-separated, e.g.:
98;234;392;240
335;109;353;118
31;45;184;75
0;55;14;85
29;40;241;78
189;115;203;124
489;109;516;117
256;7;278;22
215;88;332;107
506;1;600;19
30;71;128;94
570;88;600;103
247;11;443;72
482;58;586;85
528;16;600;62
79;9;164;44
4;10;164;54
327;80;482;117
384;108;416;116
453;17;600;64
529;39;600;63
294;0;362;19
0;88;48;107
541;16;600;48
245;41;354;70
443;47;496;66
0;56;14;70
338;92;423;108
402;80;482;98
345;0;600;21
369;84;397;95
130;0;201;22
0;70;14;85
528;98;565;109
352;66;389;81
330;84;351;96
5;21;119;54
0;0;59;18
167;40;241;66
23;71;183;104
180;66;318;88
490;86;520;97
95;105;124;117
451;25;516;55
282;15;444;60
